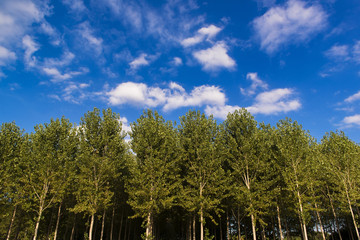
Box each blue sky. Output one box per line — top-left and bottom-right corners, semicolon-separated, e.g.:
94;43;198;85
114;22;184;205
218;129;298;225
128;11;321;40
1;0;360;142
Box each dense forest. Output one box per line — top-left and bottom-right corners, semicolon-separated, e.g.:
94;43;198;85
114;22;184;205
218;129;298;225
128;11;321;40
1;108;360;240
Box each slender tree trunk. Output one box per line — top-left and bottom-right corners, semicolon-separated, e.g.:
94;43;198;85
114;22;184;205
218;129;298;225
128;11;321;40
53;202;62;240
220;216;223;240
261;224;266;240
89;213;95;240
146;211;153;240
250;213;256;240
187;217;191;240
193;214;196;240
237;208;241;240
328;187;342;240
6;205;17;240
127;219;132;240
296;187;308;240
226;210;230;240
70;215;76;240
110;207;115;240
200;205;204;240
118;209;124;240
276;203;284;240
123;216;128;240
345;186;360;240
100;209;106;240
33;206;44;240
314;201;326;240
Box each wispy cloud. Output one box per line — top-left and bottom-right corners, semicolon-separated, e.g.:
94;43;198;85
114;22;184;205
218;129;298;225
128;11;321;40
253;0;327;54
22;35;39;67
240;72;268;96
192;42;236;71
129;53;150;69
0;45;16;66
341;114;360;128
181;24;222;47
345;91;360;103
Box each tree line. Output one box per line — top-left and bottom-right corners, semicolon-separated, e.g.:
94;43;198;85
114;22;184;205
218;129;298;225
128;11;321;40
1;107;359;240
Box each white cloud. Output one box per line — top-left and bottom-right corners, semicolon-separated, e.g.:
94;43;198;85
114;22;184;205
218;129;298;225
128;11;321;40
345;91;360;103
43;67;71;81
44;52;75;67
163;85;226;111
353;41;360;64
193;42;236;71
169;82;185;92
62;0;87;13
129;54;150;69
62;81;90;103
22;35;39;67
247;88;301;115
0;45;16;66
181;24;222;47
241;72;269;96
324;44;350;61
253;0;327;53
119;116;132;134
78;22;103;55
205;105;240;119
171;57;183;66
106;81;226;111
342;114;360;127
0;0;45;45
181;35;204;47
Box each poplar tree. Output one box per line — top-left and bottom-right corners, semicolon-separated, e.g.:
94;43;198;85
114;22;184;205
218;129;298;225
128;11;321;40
222;109;272;240
19;117;77;240
0;122;23;240
73;108;127;240
321;131;360;240
127;109;179;240
178;110;225;240
275;118;313;240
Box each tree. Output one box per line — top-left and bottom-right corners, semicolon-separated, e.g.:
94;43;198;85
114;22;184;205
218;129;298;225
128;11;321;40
321;131;360;240
275;118;313;240
178;110;225;240
19;117;77;240
222;109;274;240
72;108;127;240
0;122;24;240
127;109;179;240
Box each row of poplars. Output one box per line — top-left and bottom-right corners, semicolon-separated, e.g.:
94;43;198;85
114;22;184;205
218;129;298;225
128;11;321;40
0;108;359;240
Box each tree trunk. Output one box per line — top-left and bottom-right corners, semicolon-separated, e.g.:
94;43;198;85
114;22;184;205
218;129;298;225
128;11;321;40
127;219;132;240
276;203;284;240
200;206;204;240
110;207;115;240
314;201;326;240
123;216;128;240
250;213;256;240
226;210;230;240
89;213;95;240
33;205;44;240
296;188;308;240
118;209;124;240
193;214;196;240
346;187;360;240
237;208;241;240
6;205;17;240
329;192;342;240
70;215;76;240
146;211;153;240
100;209;106;240
54;202;62;240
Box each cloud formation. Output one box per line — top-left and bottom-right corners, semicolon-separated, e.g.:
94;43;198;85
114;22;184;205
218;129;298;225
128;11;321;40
181;24;222;47
240;72;268;96
253;0;327;53
345;91;360;103
342;114;360;127
193;42;236;71
106;81;226;111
